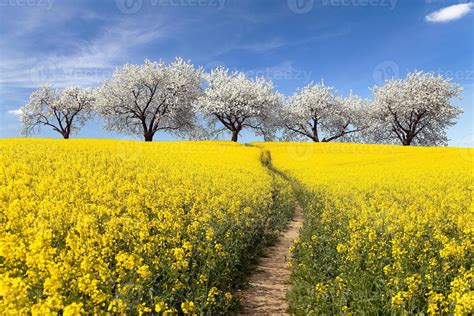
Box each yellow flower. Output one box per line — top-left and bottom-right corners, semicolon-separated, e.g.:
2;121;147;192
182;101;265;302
206;228;215;241
183;241;193;252
137;265;151;278
336;243;347;253
207;287;220;305
225;292;233;301
63;303;83;316
138;304;152;315
107;299;125;313
181;301;195;314
391;292;407;308
155;301;167;313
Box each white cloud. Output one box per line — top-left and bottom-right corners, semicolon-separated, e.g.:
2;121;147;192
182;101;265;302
0;17;172;89
426;3;474;23
7;109;22;116
210;28;350;59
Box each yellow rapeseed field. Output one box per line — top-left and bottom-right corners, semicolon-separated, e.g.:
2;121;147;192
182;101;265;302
2;139;472;315
261;143;473;315
0;139;294;315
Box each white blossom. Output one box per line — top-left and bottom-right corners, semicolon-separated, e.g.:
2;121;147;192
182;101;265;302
369;71;463;146
195;67;282;142
281;81;369;142
95;58;203;142
20;85;95;139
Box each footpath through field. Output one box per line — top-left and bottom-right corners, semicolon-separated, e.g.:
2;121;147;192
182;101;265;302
238;202;304;315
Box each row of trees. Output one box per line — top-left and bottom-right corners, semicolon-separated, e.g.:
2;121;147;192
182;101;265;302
19;58;463;146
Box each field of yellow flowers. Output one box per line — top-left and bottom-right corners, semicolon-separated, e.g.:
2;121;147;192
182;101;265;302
261;143;473;315
0;139;294;315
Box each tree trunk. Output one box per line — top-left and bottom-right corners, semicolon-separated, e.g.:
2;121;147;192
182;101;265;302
231;130;239;142
62;131;70;139
144;133;154;142
311;118;320;142
311;126;319;142
402;134;413;146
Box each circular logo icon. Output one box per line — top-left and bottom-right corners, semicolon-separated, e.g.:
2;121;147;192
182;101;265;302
286;143;315;161
116;0;143;14
287;0;315;14
373;60;400;86
29;60;59;86
456;134;474;162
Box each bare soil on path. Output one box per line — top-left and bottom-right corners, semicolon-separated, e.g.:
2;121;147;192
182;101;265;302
238;203;304;315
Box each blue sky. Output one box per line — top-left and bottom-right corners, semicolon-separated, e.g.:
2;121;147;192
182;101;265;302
0;0;473;145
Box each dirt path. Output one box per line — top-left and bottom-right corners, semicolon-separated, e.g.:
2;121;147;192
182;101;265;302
238;203;304;315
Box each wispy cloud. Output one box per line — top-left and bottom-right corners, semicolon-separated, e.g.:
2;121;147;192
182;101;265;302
238;38;288;53
426;2;474;23
7;109;22;116
211;27;350;59
0;8;174;89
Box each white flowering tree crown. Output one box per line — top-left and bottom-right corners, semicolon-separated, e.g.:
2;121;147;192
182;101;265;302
95;58;203;141
195;67;282;142
20;85;95;139
370;71;463;146
281;81;369;142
